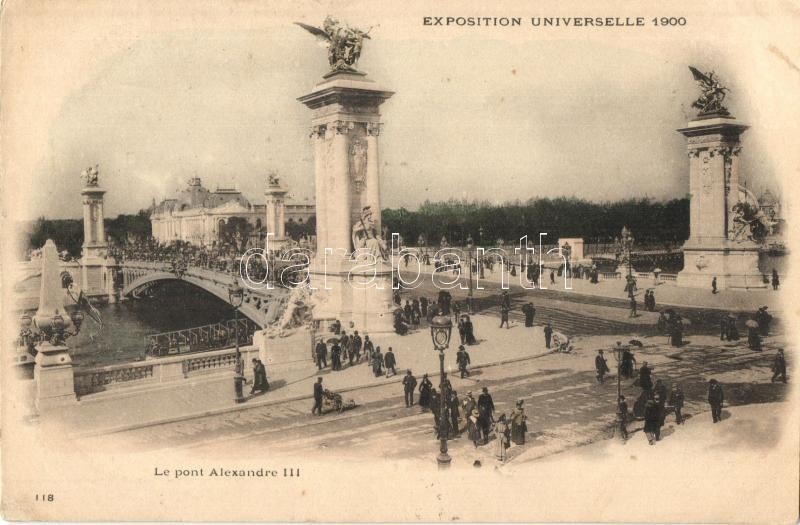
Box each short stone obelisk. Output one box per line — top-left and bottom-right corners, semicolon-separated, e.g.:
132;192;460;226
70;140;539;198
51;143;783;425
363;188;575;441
33;239;77;410
676;68;766;289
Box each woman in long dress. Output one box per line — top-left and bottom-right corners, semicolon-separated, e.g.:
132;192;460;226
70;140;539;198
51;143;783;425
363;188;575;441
467;409;482;448
465;316;477;345
510;400;527;445
418;374;432;409
495;414;511;461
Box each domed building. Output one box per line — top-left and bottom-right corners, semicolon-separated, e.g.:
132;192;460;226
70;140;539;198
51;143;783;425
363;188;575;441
150;177;314;248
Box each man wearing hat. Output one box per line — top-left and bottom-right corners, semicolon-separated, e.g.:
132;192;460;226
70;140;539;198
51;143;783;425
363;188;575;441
510;399;527;445
707;379;724;423
595;349;610;384
477;387;495;444
456;345;471;378
402;369;417;407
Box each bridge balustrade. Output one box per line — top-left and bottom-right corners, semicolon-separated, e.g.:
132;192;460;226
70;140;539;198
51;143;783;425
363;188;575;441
144;318;258;357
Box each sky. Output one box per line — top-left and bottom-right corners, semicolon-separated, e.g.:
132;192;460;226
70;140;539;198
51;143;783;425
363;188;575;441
3;1;795;221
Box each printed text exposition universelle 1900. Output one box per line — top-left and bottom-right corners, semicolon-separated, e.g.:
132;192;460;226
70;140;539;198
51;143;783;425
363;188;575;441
423;17;689;27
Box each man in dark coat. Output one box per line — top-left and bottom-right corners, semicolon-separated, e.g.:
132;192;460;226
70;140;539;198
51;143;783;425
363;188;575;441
643;395;661;444
544;322;553;349
331;341;342;371
456;345;471;378
638;361;653;392
522;302;536;327
384;347;397;377
350;331;362;364
250;358;269;394
707;379;724;423
711;276;718;294
402;369;417;407
669;384;685;424
448;390;461;437
595;349;610;384
477;387;495;444
755;306;773;336
771;349;787;383
772;268;779;290
430;388;442;436
362;335;375;365
315;339;328;370
312;377;324;415
420;296;429;317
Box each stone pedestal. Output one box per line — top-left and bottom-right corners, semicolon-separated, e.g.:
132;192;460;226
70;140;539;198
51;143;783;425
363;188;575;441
34;342;76;410
676;116;766;290
299;71;397;333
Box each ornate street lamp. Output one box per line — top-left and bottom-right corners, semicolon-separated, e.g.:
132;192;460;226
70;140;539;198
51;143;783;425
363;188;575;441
620;226;635;294
465;236;475;313
613;342;627;441
430;314;453;469
228;280;246;404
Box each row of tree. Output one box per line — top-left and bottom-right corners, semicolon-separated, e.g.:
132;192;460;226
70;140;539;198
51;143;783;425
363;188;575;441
382;197;690;248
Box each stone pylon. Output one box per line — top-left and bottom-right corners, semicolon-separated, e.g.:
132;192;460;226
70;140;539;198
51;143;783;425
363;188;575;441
676;116;766;289
298;70;396;333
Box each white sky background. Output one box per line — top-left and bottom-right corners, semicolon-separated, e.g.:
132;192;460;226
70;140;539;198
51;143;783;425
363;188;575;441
2;1;798;220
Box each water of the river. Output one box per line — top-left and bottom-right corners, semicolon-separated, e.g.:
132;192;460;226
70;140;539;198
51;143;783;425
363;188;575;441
68;281;238;370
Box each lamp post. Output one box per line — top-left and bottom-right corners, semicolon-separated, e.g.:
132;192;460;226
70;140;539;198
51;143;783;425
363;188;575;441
465;235;474;313
620;226;635;295
430;314;453;469
228;280;246;404
613;342;626;441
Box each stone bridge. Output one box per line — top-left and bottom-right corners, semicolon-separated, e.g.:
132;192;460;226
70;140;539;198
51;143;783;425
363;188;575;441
120;260;288;327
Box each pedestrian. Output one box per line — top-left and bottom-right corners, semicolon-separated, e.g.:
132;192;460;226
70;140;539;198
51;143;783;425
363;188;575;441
404;300;412;323
372;346;384;376
654;378;668;426
707;379;724;423
643;394;660;444
312;377;324;416
339;331;350;365
669;384;685;424
363;335;374;365
747;325;762;352
771;349;787;383
420;296;429;317
495;413;511;461
464;315;477;345
595;349;610;384
544;322;553;349
629;295;638;318
772;268;779;290
500;303;510;329
448;390;461;437
430;388;441;436
403;369;417;407
657;311;667;333
638;361;653;392
522;302;536;327
250;358;269;394
712;276;718;294
384;347;397;377
550;269;555;285
315;339;328;370
418;374;432;410
720;315;728;341
621;344;636;379
331;341;342;371
477;387;495;444
509;399;527;445
618;395;629;440
350;331;362;364
456;345;471;378
755;306;773;336
462;391;476;420
458;316;467;345
467;409;482;448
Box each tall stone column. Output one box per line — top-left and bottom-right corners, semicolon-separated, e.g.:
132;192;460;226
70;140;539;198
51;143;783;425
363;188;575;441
676;116;765;289
264;176;289;250
80;167;110;299
312;126;328;252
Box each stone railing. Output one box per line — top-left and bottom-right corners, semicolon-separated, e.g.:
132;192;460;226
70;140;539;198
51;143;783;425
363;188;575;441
73;344;259;398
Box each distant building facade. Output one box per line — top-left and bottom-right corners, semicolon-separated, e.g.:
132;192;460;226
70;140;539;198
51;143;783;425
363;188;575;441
150;177;314;247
